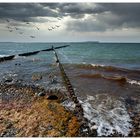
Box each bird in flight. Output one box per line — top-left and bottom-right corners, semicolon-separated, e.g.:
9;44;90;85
15;27;19;30
51;27;55;30
48;28;52;31
55;25;60;28
19;32;23;34
36;27;40;30
6;26;11;29
30;36;35;38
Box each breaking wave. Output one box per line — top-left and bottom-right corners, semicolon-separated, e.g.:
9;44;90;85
78;73;140;86
80;94;132;136
0;54;8;57
74;63;140;72
127;79;140;86
62;94;132;136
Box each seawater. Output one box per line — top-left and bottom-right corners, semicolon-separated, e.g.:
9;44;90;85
0;42;140;136
0;42;140;70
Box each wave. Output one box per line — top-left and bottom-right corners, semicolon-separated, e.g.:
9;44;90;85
81;94;132;136
79;74;127;82
0;54;8;57
127;79;140;86
62;94;132;136
78;73;140;86
73;63;140;73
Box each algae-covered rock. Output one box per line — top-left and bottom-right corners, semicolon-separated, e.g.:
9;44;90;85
32;73;42;81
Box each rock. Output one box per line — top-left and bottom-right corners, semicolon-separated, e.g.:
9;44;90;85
4;77;13;83
15;63;21;66
37;92;45;97
32;74;42;81
6;122;13;129
47;95;58;100
91;125;98;130
0;82;80;137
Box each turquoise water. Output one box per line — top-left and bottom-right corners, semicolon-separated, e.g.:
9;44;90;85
0;42;140;70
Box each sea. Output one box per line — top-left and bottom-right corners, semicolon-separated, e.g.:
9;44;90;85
0;42;140;136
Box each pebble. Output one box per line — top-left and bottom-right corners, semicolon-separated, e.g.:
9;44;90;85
91;125;98;130
37;92;46;97
4;78;13;83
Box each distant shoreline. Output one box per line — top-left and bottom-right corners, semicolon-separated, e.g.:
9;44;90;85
0;41;140;44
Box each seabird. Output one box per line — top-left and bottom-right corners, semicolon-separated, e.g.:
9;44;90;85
6;26;11;29
36;27;40;30
19;32;23;34
30;36;35;38
48;28;52;31
51;27;55;29
55;25;60;28
15;27;19;30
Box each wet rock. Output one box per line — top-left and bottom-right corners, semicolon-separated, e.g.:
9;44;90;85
0;81;80;137
47;95;58;100
32;74;42;81
37;92;46;97
15;63;21;66
91;125;98;130
4;77;13;83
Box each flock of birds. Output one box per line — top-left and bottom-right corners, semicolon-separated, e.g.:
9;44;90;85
5;17;62;39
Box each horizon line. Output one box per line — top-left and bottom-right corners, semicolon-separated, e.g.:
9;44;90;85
0;41;140;43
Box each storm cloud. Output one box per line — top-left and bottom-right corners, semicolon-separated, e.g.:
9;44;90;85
0;3;140;32
64;3;140;32
0;3;59;22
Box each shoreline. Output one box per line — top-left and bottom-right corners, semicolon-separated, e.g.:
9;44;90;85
0;79;140;137
0;81;81;137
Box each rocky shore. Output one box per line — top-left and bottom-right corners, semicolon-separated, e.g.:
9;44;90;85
0;79;140;137
0;81;80;137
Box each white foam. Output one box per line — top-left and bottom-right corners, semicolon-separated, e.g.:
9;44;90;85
14;55;20;59
80;94;132;136
62;100;75;111
62;93;132;136
91;64;105;67
127;79;140;86
87;95;95;101
0;54;7;57
82;62;86;64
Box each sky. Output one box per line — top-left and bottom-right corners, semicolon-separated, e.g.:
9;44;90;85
0;3;140;42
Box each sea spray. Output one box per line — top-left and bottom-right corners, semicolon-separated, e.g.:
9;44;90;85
127;79;140;86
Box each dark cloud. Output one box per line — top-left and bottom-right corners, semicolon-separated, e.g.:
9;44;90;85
98;3;140;27
67;19;106;32
65;3;140;32
0;3;59;22
0;3;140;32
